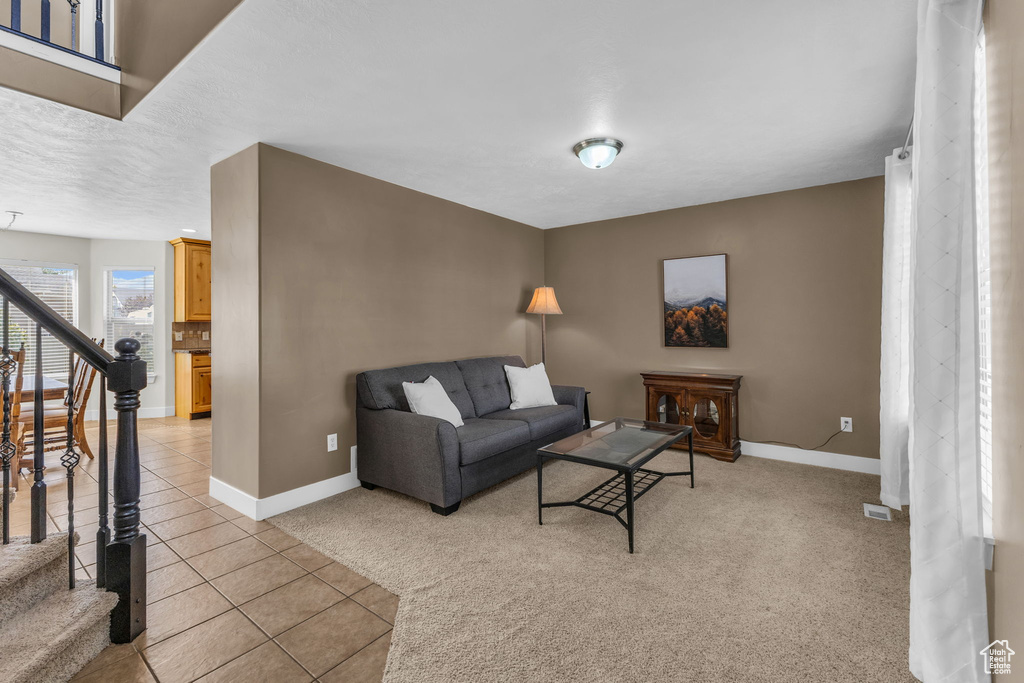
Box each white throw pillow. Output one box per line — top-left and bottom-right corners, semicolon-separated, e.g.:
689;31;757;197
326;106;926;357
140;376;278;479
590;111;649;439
505;363;557;410
402;376;465;427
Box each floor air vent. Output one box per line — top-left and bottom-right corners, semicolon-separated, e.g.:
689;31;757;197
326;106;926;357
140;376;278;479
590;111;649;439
863;503;893;521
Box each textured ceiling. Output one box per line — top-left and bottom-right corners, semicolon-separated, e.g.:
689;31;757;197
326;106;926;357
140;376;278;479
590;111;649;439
0;0;917;241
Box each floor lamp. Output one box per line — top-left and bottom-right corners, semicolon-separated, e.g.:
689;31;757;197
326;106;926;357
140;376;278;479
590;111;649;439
526;286;562;365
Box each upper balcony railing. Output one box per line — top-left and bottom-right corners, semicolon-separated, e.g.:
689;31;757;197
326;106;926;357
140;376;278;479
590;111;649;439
1;0;118;73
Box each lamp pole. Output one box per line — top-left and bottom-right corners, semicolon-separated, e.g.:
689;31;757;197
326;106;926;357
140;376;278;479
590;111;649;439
541;313;547;365
526;286;561;366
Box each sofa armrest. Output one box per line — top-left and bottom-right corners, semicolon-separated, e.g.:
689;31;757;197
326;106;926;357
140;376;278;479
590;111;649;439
356;406;461;508
551;385;586;421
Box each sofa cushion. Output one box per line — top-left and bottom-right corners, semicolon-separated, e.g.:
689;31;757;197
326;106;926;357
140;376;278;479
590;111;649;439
402;376;464;427
505;363;557;409
357;362;476;419
483;404;580;440
456;356;526;416
456;418;531;466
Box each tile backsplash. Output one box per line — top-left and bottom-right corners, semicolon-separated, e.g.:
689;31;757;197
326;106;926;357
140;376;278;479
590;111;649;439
172;321;211;351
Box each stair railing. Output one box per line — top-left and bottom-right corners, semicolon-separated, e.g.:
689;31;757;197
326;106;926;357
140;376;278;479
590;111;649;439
4;0;115;66
0;266;146;644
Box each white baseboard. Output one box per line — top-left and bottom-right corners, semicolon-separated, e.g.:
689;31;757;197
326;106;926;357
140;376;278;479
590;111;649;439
85;405;175;421
209;472;360;521
209;446;361;520
587;419;879;475
740;440;881;475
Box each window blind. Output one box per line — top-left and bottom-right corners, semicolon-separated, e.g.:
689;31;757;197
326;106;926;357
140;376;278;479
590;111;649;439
0;262;78;380
974;34;993;539
105;269;156;369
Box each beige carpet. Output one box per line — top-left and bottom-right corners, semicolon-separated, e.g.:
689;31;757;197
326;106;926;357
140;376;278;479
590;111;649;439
272;451;915;682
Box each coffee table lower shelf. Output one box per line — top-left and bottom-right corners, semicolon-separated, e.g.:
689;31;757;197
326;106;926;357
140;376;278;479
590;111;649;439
540;468;666;527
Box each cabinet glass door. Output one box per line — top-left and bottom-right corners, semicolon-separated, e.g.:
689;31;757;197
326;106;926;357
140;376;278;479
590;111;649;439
691;396;721;439
655;394;681;424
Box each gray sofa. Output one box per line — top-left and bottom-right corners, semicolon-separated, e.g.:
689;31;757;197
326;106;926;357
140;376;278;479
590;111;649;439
356;355;586;515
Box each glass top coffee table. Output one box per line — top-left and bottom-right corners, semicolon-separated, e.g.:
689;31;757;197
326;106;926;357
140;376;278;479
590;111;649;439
537;417;694;553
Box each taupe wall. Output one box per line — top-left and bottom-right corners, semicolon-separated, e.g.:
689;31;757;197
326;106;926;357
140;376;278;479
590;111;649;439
117;0;243;117
211;145;261;497
985;1;1024;669
0;45;120;119
543;178;884;461
212;144;544;499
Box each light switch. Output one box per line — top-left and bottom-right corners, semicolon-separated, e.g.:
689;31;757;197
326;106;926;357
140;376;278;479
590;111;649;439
202;331;210;341
174;332;183;342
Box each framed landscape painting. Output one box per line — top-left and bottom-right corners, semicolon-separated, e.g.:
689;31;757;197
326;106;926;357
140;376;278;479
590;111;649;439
663;254;728;347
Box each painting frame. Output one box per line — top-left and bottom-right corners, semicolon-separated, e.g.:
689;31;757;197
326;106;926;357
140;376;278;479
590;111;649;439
662;253;729;348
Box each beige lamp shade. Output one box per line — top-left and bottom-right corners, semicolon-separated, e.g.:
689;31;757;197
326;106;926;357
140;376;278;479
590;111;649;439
526;287;563;315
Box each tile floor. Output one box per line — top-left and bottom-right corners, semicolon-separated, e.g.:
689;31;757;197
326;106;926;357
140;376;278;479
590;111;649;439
8;416;394;683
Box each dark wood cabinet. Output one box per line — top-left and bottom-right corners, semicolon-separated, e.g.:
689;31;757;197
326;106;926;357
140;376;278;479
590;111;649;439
641;371;742;462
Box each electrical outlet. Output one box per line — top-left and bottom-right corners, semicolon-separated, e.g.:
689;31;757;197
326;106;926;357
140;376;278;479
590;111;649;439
841;417;853;433
327;433;338;452
202;331;210;341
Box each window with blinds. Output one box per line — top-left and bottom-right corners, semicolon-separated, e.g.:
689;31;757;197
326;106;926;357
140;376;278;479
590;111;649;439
0;262;78;380
974;33;993;539
105;269;155;369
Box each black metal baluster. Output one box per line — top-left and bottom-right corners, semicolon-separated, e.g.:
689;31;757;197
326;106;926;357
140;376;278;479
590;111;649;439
1;298;13;545
11;0;21;32
94;0;103;62
68;0;81;53
96;374;108;588
39;0;50;42
106;338;147;643
30;324;46;543
61;348;80;588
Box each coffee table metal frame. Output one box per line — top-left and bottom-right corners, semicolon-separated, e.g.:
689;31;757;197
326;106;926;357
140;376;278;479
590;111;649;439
536;419;694;553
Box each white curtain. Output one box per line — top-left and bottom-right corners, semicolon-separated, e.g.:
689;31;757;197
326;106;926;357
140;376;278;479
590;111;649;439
880;148;913;509
907;0;989;681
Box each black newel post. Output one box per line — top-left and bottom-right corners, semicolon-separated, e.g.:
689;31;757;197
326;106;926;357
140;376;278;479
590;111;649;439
104;338;147;644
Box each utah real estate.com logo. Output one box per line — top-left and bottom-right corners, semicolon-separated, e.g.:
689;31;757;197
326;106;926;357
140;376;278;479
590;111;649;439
980;640;1015;676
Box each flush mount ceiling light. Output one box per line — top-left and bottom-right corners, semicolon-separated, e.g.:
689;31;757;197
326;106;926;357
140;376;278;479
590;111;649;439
181;228;197;233
572;138;624;170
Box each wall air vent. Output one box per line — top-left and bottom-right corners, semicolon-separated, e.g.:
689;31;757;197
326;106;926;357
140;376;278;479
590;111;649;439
863;503;893;521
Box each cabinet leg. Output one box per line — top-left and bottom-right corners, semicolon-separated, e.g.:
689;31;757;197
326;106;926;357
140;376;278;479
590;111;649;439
689;431;694;488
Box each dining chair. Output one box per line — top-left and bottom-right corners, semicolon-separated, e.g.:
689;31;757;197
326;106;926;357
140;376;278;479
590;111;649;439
15;341;103;486
2;345;26;490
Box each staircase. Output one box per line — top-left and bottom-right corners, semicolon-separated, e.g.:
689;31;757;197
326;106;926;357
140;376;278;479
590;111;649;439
0;533;117;681
1;264;149;675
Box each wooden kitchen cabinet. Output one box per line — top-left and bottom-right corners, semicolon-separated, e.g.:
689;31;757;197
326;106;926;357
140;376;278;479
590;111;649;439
170;238;211;322
171;236;212;419
176;352;212;419
641;371;742;462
